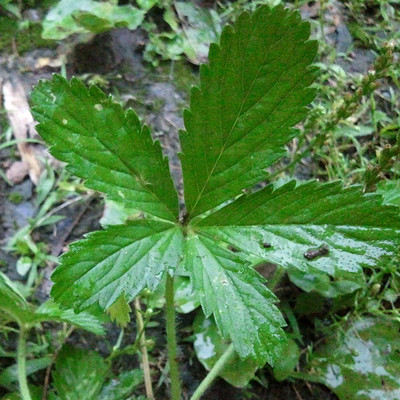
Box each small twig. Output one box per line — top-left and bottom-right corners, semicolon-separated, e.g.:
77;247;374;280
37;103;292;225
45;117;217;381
35;195;87;233
305;380;313;393
51;198;93;257
11;37;19;57
135;298;155;400
292;384;304;400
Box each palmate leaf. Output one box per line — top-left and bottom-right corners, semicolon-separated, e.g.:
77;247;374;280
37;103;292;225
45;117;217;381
180;5;317;218
196;181;400;275
51;220;184;311
31;4;400;369
32;75;178;222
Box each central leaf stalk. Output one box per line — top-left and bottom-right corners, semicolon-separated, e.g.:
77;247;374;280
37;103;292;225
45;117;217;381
165;273;182;399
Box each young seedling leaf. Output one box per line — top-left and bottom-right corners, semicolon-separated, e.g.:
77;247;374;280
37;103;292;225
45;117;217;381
52;345;107;400
180;5;317;217
106;293;131;328
197;181;400;275
31;75;179;222
377;179;400;206
184;234;286;364
272;339;300;382
51;220;184;312
0;273;105;333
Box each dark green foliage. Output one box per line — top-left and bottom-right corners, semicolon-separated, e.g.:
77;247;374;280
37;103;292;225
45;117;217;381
31;5;400;366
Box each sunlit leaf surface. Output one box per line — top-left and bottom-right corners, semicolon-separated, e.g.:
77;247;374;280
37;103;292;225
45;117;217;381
197;181;400;275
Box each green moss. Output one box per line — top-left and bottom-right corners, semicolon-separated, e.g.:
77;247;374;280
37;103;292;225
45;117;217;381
22;0;54;9
8;192;24;204
0;17;17;52
0;17;56;54
170;60;199;94
18;22;57;52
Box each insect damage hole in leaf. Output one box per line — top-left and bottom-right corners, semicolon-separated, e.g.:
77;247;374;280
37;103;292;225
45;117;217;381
31;4;400;399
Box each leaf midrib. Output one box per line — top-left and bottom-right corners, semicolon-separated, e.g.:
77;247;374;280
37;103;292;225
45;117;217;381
188;23;295;216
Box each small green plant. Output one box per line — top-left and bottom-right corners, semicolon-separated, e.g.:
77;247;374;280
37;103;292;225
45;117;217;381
41;0;145;40
0;272;148;400
0;272;105;398
30;5;400;400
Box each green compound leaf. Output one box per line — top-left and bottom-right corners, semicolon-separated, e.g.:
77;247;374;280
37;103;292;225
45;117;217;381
197;181;400;275
180;5;317;218
184;234;286;364
31;75;179;222
30;3;400;375
51;220;184;312
52;345;107;400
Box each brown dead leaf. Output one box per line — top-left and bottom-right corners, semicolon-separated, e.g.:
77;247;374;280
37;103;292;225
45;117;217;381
6;161;30;184
35;56;64;70
3;79;43;185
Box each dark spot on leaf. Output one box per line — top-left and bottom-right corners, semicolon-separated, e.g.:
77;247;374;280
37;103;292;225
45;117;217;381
304;244;329;260
262;242;272;248
228;245;238;253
